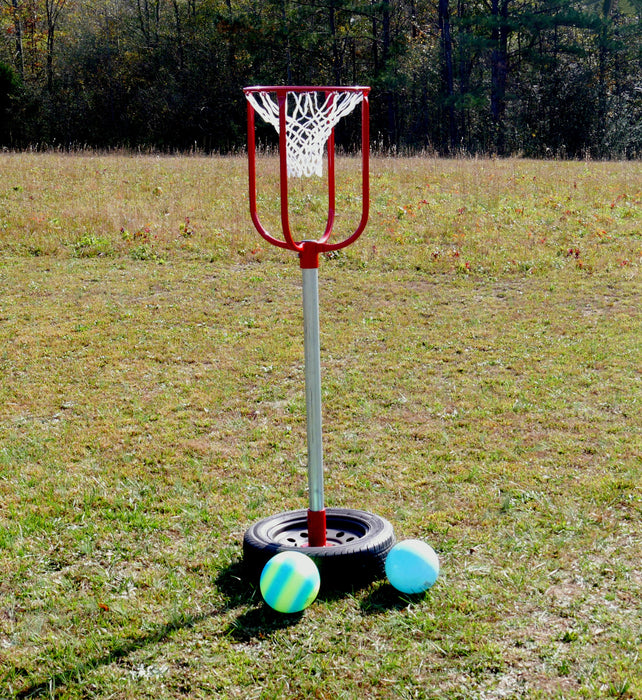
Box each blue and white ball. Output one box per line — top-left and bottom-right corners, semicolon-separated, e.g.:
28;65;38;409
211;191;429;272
385;539;440;594
260;551;321;613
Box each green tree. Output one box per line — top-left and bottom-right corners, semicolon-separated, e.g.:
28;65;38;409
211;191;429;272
0;0;639;154
1;0;25;79
439;0;457;151
0;60;19;143
44;0;71;91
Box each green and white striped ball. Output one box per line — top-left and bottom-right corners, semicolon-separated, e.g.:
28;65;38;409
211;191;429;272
259;551;321;613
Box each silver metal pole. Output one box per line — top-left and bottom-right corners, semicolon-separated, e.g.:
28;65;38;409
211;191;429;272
302;267;324;513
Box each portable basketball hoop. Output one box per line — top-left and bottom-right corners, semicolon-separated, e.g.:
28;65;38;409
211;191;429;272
242;86;395;588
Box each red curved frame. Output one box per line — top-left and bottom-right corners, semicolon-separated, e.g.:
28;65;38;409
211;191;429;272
245;85;370;269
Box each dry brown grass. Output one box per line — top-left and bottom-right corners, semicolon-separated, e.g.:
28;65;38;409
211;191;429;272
0;153;640;699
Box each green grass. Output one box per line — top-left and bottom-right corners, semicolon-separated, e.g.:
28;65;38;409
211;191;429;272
0;153;640;699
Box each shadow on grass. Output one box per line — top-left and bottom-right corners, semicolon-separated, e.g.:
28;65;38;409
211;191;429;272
216;561;305;641
13;560;277;698
359;582;428;615
221;566;412;639
13;561;408;697
13;608;213;698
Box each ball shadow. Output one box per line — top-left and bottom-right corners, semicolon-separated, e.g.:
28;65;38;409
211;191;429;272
214;558;414;638
359;582;426;615
215;559;305;641
226;604;305;641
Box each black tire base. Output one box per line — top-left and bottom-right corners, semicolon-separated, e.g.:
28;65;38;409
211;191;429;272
243;508;395;590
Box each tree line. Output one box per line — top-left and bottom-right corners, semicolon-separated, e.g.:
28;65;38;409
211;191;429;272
1;0;641;157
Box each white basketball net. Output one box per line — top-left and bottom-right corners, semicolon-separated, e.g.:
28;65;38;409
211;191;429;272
246;89;364;178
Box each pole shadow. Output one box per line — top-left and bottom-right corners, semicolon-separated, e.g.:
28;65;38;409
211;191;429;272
12;559;414;697
13;559;284;698
14;608;213;698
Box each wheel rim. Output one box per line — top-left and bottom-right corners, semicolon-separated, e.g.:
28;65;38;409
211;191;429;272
264;512;369;548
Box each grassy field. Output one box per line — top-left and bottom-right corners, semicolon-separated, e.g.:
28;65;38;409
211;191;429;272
0;152;640;699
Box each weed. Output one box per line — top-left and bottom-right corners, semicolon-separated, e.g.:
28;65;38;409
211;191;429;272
72;234;113;258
